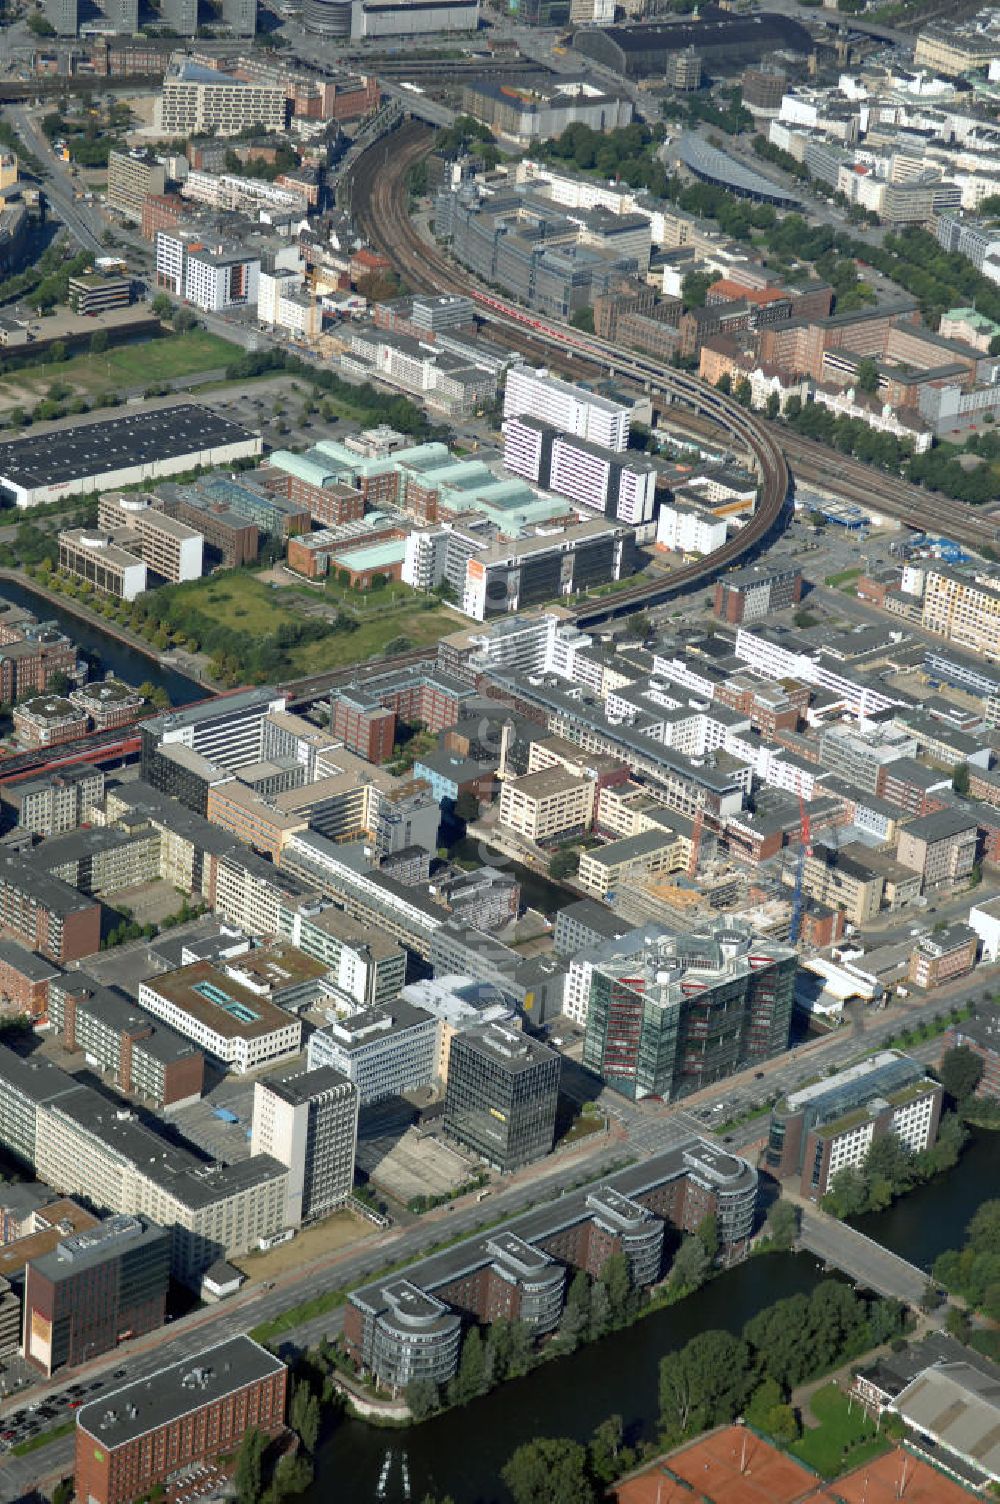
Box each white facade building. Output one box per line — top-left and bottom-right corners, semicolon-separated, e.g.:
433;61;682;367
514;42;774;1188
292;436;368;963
503;365;630;451
656;502;727;556
251;1067;358;1226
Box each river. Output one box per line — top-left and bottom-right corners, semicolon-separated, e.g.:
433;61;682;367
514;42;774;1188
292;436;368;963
0;579;202;707
449;834;575;919
308;1126;1000;1504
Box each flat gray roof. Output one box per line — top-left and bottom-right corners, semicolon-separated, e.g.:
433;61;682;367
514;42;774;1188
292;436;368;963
77;1336;284;1449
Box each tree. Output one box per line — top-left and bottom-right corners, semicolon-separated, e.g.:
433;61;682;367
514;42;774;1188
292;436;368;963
90;330;110;355
682;270;714;309
45;670;71;696
27;11;56;33
762;1199;799;1250
549;849;579;880
952;762;970;796
939;1045;984;1104
696;1213;719;1263
570;306;595;333
555;1268;591;1353
48;342;67;364
405;1376;440;1420
450;1326;487;1404
765;391;780;420
502;1438;597;1504
234;1426;266;1504
855;356;879;393
669;1236;710;1291
588;1414;624;1484
599;1252;631;1324
659;1330;753;1441
152;292;173;320
289;1380;320;1452
821;1165;868;1218
174;307;198;332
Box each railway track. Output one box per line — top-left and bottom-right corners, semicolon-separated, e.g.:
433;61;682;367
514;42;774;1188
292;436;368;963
349;121;1000;582
349;123;791;625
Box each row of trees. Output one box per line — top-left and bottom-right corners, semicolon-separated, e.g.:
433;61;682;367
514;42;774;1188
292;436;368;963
232;1373;325;1504
821;1111;966;1218
221;347;441;441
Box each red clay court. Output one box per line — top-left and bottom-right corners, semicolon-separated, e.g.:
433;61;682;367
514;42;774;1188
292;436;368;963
613;1433;978;1504
614;1426;823;1504
835;1447;978;1504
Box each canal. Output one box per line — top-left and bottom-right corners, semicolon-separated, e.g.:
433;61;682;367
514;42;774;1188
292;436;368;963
311;1126;1000;1504
0;579;202;707
449;834;574;919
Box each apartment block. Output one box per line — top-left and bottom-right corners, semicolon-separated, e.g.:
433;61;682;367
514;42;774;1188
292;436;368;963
767;1051;943;1201
107;149;166;223
896;808;978;890
714;563;803;624
157;56;286;137
503;364;630;451
0;941;60;1020
921;567;1000;663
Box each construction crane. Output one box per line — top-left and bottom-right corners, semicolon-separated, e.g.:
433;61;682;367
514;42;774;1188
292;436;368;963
789;791;813;946
687;804;705;879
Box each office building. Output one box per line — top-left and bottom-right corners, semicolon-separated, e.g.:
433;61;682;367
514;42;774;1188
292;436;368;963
13;694;87;750
767;1051;944;1201
97;492;203;582
462;517;636;621
503;415;655;524
107;149;166;223
158;56;286;137
142;687;286;778
138;961;301;1074
914;23;998;76
346;1141;757;1387
4;765;104;837
223;0;257;33
461;76;631;144
57;530;147;602
24;1215;170;1376
503;365;630;451
498;766;595;845
583;921;796;1101
67;271;132;317
284;905;405;1009
714;563;802;624
74;1337;287;1504
307;1000;437;1104
156;486;258;568
922;567;1000;664
48;974;205;1110
251;1068;359;1226
0;406;261;510
445;1023;560;1172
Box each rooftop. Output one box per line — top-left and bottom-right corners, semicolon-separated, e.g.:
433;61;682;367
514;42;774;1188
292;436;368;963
142;959;297;1040
77;1336;285;1449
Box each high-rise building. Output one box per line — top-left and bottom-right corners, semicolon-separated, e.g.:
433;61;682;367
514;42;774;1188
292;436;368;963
223;0;257;32
503;365;631;451
52;0;78;36
160;0;198;33
583;921;796;1102
107;150;167;223
250;1067;358;1226
23;1215;170;1376
444;1022;560;1172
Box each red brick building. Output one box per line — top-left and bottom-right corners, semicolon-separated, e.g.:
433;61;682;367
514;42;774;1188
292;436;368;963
74;1337;287;1504
331;692;396;764
908;924;978;988
0;940;60;1020
261;467;365;528
141;192;185;243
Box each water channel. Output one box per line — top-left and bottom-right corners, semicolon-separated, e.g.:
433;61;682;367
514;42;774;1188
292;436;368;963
310;1127;1000;1504
0;579;202;707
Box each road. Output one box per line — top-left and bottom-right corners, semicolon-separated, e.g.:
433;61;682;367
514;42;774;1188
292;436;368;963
798;1208;930;1306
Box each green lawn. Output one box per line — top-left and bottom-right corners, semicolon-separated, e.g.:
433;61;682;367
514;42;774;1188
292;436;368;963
164;572;459;673
790;1384;889;1477
0;330;240;408
11;1420;75;1456
824;567;862;590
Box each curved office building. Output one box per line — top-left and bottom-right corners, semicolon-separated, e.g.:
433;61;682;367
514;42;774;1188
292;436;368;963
303;0;352;33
